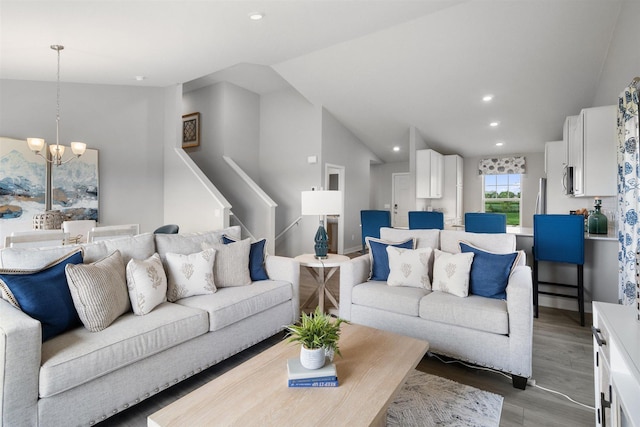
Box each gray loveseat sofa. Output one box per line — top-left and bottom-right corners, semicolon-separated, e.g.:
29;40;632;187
339;227;532;389
0;226;300;426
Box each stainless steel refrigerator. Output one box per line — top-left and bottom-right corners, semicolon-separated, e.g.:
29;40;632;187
535;178;546;214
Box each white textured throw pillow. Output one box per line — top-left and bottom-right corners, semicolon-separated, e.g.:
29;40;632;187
386;246;433;289
201;238;251;287
432;249;474;297
65;250;131;332
165;249;216;302
126;253;167;315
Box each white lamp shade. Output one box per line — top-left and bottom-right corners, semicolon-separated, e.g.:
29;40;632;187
27;138;45;152
49;144;65;157
70;142;86;155
301;190;342;216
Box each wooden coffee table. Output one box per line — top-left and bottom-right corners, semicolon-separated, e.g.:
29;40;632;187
148;323;429;427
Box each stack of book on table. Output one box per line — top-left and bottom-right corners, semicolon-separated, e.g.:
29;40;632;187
287;358;338;387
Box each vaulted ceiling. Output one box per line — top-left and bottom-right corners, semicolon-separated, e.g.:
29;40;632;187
1;1;634;162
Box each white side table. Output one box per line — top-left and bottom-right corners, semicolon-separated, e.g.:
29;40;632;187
295;253;349;314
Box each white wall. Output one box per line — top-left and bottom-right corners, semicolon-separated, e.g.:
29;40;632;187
322;108;379;254
592;0;640;107
260;87;322;257
0;79;165;233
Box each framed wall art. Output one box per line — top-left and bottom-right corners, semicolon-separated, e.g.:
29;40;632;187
52;148;99;221
182;112;200;148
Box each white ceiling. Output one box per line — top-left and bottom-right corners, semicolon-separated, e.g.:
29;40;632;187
0;1;631;162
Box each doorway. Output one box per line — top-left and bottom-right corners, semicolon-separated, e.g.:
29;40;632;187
325;164;344;254
392;173;411;228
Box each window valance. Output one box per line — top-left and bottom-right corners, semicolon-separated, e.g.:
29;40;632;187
478;156;526;175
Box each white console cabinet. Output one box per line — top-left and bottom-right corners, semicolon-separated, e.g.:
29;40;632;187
416;149;443;199
592;302;640;427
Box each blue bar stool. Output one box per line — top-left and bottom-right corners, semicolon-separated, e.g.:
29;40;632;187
533;214;585;326
464;213;507;233
360;210;391;253
408;211;444;230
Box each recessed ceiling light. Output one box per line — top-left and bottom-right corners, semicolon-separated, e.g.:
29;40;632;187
489;121;500;127
135;76;146;81
248;12;264;20
496;142;504;146
393;146;400;152
482;95;493;102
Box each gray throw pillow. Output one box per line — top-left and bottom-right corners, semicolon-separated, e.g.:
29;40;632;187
201;238;251;287
65;250;130;332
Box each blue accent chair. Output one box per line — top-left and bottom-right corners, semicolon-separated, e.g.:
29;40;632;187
464;213;507;233
408;211;444;230
360;210;391;253
533;214;585;326
154;224;179;234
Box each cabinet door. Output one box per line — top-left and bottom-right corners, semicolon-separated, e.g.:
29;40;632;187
416;149;443;199
583;105;617;197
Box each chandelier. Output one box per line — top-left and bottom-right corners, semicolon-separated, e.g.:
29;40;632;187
27;45;87;166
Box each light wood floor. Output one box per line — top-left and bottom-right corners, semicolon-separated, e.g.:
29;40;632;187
102;260;595;426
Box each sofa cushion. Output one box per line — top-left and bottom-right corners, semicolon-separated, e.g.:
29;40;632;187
460;242;520;300
201;238;252;287
175;280;293;331
103;233;156;266
352;281;429;317
386;246;432;289
39;302;209;398
126;253;167;315
0;250;83;341
366;237;415;281
380;227;440;249
419;291;509;335
154;226;241;261
0;241;108;269
165;249;216;302
223;235;269;281
432;249;474;297
65;250;131;332
440;230;516;254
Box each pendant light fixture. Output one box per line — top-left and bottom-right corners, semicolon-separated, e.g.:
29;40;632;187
27;45;87;166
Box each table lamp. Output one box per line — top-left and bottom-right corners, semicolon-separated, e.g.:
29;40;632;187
301;190;342;259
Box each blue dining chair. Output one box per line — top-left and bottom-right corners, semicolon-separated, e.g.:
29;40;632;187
360;210;391;253
464;213;507;233
533;214;585;326
408;211;444;230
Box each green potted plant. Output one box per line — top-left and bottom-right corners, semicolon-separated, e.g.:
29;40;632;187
285;307;346;369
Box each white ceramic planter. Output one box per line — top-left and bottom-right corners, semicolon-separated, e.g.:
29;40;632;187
300;346;325;370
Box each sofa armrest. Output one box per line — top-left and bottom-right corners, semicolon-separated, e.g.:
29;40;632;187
0;298;41;427
265;255;300;321
339;254;370;321
505;265;533;378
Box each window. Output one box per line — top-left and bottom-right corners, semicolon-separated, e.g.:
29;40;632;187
483;174;521;226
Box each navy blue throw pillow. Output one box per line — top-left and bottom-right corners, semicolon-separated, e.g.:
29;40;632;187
0;250;83;341
222;236;269;281
367;237;414;281
459;242;519;300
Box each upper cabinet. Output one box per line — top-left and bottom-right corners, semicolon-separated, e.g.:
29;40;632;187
416;149;443;198
565;105;617;197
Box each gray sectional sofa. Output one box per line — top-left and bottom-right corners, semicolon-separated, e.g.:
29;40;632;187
0;226;300;426
340;227;533;389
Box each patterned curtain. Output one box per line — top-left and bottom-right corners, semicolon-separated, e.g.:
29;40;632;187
617;83;640;305
478;156;526;175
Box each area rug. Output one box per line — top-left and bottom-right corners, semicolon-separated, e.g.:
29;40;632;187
387;370;503;427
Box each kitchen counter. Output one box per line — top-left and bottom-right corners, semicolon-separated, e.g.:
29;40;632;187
505;226;617;241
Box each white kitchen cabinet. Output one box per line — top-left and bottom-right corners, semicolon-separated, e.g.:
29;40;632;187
416;149;443;199
592;302;640;427
570;105;617;197
431;154;463;224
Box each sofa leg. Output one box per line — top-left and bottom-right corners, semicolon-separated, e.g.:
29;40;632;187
512;375;527;390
